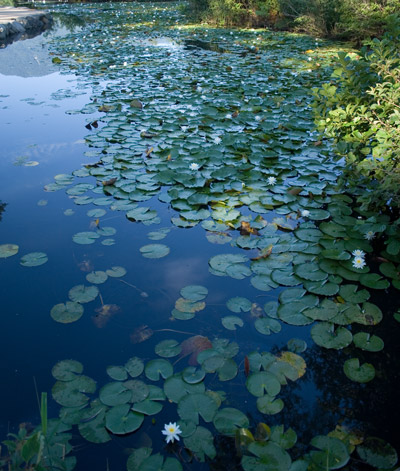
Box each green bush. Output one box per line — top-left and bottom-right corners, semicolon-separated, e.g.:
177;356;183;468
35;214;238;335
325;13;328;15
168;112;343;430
312;14;400;213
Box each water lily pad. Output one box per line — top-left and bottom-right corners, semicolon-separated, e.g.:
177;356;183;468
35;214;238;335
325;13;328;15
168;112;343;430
155;339;182;358
310;435;350;470
164;374;205;403
359;273;390;289
125;357;144;378
131;398;163;415
242;442;292;471
106;366;128;381
52;376;96;407
255;318;281;335
87;209;106;218
246;371;281;397
270;425;297;449
311;322;352;349
0;244;19;258
213;408;250;436
180;285;208;301
287;338;307;353
105;403;144;434
78;403;111;444
343;358;375;383
339;284;370;303
256;394;284;415
99;382;131;406
353;333;384;352
69;285;99;303
125;379;149;402
184;426;216;461
73;231;100;245
145;359;173;381
226;297;252;313
357;437;398;469
20;252;48;267
52;359;83;381
86;271;108;284
140;244;170;258
178;392;218;424
106;266;127;277
222;315;244;330
182;367;206;384
51;302;84;323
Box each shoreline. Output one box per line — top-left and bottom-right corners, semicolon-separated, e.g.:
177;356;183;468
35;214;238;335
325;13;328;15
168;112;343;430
0;6;53;46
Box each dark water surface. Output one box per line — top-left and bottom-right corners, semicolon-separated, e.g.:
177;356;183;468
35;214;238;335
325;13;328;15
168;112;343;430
0;4;399;470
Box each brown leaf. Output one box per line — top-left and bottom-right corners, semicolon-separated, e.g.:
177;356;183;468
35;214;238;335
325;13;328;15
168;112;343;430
240;221;260;236
232;110;239;118
251;245;273;261
92;304;119;328
288;187;303;196
250;303;263;318
102;177;117;187
78;259;94;272
180;335;212;365
130;325;153;344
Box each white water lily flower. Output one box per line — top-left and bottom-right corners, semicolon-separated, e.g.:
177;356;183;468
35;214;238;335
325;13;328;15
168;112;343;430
352;257;366;269
364;231;375;241
352;249;366;258
189;163;199;171
267;176;277;185
162;422;182;444
301;209;310;217
255;115;261;121
225;113;232;119
213;136;222;144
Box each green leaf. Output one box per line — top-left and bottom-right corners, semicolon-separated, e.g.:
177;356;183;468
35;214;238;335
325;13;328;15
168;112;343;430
50;302;84;324
52;359;83;381
68;285;99;303
20;252;48;267
246;371;281;397
52;376;96;407
180;285;208;301
353;332;384;352
72;231;100;245
99;382;131;406
178;393;218;424
0;244;19;258
311;322;352;349
357;437;398;469
140;244;170;258
145;359;173;381
105;404;144;434
343;358;375;383
226;297;252;313
222;315;244;330
310;435;350;469
213;408;250;436
184;426;216;461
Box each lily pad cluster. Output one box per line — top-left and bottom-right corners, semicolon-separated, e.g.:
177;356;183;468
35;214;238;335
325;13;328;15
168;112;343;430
50;265;127;323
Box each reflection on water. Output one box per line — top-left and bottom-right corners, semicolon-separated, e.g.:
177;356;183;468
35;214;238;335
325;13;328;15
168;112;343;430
0;201;6;222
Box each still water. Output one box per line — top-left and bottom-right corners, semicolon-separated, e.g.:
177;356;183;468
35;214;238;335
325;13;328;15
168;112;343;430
0;3;399;470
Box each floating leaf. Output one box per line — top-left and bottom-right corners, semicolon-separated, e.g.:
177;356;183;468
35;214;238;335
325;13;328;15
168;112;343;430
213;408;250;436
140;244;170;258
246;371;281;397
256;394;284;415
78;402;111;444
182;367;205;384
353;333;384;352
222;315;244;330
51;302;84;324
145;359;173;381
254;317;281;335
310;435;350;470
105;404;144;435
357;437;398;469
184;426;216;461
125;357;144;378
52;376;96;407
99;382;131;406
155;339;182;358
178;393;218;424
20;252;48;267
86;271;108;284
311;322;352;349
106;366;128;381
73;231;100;245
106;266;127;277
343;358;375;383
52;359;83;381
69;285;99;303
180;285;208;301
227;297;252;313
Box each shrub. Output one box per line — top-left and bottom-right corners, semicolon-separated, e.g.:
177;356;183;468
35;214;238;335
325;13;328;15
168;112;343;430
312;14;400;213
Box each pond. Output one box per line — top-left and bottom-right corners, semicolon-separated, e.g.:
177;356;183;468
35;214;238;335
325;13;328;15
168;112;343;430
0;3;399;470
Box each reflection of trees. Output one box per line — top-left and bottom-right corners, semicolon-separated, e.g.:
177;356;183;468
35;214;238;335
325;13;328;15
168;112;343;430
0;201;6;222
46;13;86;34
